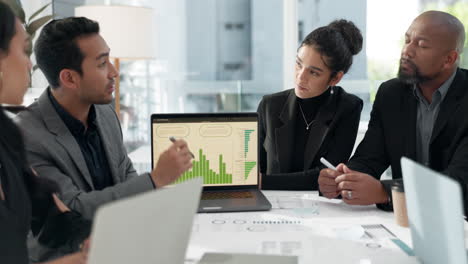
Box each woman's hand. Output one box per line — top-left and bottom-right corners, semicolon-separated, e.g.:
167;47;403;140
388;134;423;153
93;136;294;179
41;251;87;264
80;238;91;255
0;184;5;200
52;194;70;213
30;167;70;212
40;239;90;264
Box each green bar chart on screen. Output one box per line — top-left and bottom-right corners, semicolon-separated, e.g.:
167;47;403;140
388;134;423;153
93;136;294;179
175;149;234;184
153;122;258;186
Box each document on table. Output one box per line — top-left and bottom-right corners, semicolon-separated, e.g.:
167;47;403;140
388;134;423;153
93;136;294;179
192;212;311;233
187;192;409;263
263;192;392;219
192;212;398;248
187;232;418;264
265;193;322;210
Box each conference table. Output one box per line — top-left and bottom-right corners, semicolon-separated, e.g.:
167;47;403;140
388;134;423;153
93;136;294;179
185;191;420;264
127;147;463;263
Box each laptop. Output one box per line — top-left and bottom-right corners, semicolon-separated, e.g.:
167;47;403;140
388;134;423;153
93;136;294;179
401;157;467;264
151;112;271;213
88;178;203;264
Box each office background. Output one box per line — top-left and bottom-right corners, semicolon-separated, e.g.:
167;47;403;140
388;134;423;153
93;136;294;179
20;0;468;169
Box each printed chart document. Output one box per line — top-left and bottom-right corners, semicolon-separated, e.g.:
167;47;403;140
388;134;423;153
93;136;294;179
187;191;418;264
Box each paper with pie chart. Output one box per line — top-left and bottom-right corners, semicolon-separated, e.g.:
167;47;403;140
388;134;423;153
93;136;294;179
152;121;258;186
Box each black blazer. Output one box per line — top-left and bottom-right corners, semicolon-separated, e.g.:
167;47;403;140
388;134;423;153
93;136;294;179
0;129;31;264
348;68;468;214
258;87;363;190
0;109;90;263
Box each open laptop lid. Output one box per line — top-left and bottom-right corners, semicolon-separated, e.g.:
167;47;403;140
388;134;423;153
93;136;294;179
151;113;259;190
88;178;203;264
401;157;466;264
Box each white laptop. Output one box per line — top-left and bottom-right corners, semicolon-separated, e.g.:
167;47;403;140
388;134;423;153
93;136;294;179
401;157;467;264
88;178;203;264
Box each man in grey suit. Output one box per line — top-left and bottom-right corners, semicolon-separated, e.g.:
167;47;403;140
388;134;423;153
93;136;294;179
16;17;193;261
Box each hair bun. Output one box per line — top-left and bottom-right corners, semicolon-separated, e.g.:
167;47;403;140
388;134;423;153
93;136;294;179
328;19;363;55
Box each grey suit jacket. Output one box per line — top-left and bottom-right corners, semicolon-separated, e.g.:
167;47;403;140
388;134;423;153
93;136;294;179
16;89;155;218
15;89;155;260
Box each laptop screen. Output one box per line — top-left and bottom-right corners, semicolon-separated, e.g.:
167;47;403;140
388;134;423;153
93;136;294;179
151;113;258;187
401;157;467;264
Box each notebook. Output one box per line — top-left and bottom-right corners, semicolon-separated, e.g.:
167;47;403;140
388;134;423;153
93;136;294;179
401;157;467;264
88;178;203;264
151;112;271;213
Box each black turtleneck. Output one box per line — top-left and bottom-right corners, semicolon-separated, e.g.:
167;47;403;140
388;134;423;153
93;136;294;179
291;88;331;172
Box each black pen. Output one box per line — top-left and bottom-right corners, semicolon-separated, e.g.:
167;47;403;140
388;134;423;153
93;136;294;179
169;136;195;158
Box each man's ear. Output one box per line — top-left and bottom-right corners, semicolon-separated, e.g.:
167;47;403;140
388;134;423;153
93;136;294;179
0;54;5;73
328;71;344;86
443;50;459;70
0;58;5;91
58;69;80;90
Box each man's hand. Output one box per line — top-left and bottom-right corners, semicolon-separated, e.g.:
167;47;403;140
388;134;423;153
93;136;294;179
318;163;346;199
335;165;388;205
151;139;193;187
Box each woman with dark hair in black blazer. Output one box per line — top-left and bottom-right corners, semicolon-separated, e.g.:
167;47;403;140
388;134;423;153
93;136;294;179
0;3;89;263
258;19;363;190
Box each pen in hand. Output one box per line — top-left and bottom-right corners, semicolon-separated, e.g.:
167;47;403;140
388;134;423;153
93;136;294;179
320;157;337;171
169;136;195;158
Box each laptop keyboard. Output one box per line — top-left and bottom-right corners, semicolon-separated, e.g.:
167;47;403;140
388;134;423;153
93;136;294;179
202;191;254;200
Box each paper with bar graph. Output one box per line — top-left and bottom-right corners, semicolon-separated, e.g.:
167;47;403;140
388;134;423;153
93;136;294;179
152;121;258;186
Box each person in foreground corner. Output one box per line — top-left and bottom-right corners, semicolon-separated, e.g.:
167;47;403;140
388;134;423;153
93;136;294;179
258;19;363;190
319;11;468;215
0;3;90;264
15;17;193;261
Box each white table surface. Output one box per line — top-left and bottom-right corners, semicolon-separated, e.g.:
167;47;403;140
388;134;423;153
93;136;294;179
128;146;465;263
186;191;422;264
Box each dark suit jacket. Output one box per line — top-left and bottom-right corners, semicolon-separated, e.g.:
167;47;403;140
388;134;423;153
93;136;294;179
0;108;89;264
348;68;468;214
258;87;363;190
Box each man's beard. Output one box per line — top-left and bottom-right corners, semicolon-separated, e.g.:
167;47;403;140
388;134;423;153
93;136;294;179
397;58;432;84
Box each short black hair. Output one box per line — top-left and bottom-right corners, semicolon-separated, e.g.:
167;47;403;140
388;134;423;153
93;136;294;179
34;17;99;88
300;19;363;77
0;2;17;56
